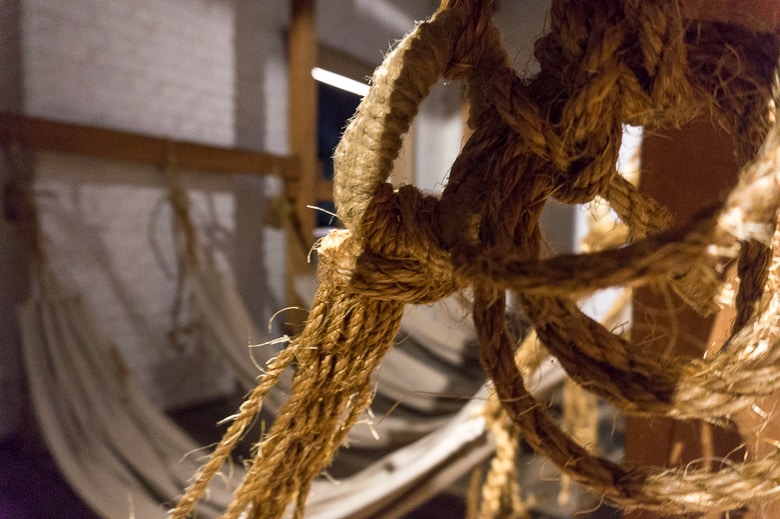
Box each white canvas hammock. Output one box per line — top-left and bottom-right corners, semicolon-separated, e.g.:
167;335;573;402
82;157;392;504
18;271;235;518
9;164;246;517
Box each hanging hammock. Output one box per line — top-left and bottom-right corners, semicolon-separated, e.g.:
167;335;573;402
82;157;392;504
6;147;240;518
173;0;780;516
18;273;236;518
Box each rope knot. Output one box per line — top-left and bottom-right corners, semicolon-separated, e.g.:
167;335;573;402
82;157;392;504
320;183;455;305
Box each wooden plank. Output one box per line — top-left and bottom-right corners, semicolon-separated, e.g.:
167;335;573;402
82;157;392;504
0;112;299;180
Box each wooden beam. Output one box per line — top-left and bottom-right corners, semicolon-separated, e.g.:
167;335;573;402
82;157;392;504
0;112;299;180
288;0;318;241
286;0;318;309
316;178;333;202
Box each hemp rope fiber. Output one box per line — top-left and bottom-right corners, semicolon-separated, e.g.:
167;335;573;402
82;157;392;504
173;0;780;516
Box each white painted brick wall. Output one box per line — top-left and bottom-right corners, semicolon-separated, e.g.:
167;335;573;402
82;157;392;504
33;154;240;408
21;0;236;145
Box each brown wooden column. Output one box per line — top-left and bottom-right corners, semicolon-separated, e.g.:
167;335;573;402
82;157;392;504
287;0;318;307
623;120;745;518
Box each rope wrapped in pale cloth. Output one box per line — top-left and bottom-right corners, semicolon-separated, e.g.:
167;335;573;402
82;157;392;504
173;0;780;516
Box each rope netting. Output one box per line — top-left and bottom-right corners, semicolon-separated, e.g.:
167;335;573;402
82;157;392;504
174;0;780;516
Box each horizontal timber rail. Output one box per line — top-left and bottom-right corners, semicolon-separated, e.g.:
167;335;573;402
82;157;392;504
0;112;300;181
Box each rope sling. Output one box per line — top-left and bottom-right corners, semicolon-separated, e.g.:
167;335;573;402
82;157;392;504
174;0;780;516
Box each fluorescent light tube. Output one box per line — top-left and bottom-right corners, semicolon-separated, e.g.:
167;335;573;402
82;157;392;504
311;67;370;97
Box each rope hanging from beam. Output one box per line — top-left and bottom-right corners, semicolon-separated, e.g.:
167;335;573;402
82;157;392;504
174;0;780;516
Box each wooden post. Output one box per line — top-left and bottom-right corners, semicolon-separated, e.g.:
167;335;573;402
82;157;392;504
287;0;318;309
623;119;746;518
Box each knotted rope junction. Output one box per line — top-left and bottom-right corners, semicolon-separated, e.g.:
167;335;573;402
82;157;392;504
174;0;780;516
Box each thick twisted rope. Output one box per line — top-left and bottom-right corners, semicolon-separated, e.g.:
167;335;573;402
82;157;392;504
173;0;780;516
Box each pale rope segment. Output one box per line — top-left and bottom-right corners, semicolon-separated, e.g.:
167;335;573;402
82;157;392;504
173;0;780;516
473;396;530;519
